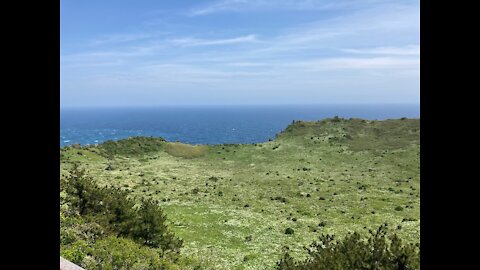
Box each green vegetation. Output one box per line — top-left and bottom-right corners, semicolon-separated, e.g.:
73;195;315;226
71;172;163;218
276;224;420;270
60;117;420;269
60;164;189;269
99;136;166;158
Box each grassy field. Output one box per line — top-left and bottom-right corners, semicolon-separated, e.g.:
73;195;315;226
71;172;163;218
60;117;420;269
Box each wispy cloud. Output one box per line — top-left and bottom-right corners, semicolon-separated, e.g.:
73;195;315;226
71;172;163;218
62;2;418;70
227;62;269;67
89;33;156;46
61;49;153;69
290;57;419;71
61;0;419;105
169;34;258;47
190;0;246;16
256;3;419;53
340;45;420;56
189;0;406;16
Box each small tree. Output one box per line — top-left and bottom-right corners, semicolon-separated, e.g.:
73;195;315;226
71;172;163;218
331;116;342;122
65;163;104;216
129;198;183;253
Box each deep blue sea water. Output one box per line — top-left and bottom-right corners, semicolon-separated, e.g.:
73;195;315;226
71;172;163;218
60;105;420;147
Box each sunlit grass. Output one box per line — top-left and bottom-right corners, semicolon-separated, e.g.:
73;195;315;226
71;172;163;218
60;117;420;269
165;142;208;159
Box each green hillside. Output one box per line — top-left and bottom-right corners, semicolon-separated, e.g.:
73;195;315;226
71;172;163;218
60;117;420;269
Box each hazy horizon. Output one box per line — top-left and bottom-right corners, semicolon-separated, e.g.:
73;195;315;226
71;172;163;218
60;102;420;109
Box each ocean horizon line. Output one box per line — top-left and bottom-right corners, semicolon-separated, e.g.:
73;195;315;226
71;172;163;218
61;103;420;110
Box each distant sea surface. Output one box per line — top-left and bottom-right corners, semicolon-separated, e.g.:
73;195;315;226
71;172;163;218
60;104;420;147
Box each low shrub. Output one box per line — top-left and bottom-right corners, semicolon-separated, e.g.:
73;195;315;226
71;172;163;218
62;164;182;253
276;224;419;270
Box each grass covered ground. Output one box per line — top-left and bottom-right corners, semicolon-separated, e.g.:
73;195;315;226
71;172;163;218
60;117;420;269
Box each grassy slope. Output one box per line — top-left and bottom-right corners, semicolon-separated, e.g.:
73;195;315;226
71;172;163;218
60;118;420;270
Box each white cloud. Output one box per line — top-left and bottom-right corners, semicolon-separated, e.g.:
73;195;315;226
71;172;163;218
341;45;420;56
293;57;419;70
248;3;419;55
169;35;258;47
62;1;419;68
89;33;156;46
227;62;269;67
190;0;247;16
189;0;410;16
61;0;419;105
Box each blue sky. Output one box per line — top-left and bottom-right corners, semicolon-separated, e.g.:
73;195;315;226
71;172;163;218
60;0;419;107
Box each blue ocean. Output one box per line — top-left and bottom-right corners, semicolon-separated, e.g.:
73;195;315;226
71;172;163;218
60;104;420;147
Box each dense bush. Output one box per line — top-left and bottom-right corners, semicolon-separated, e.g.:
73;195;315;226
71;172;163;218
61;235;187;270
276;224;420;270
62;164;183;262
99;137;166;158
331;116;342;123
86;236;171;270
